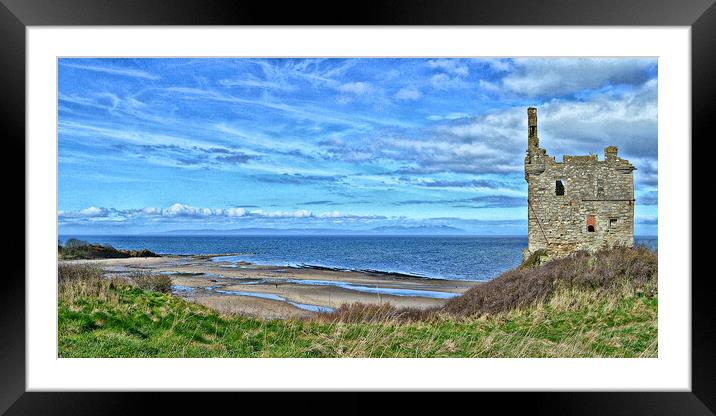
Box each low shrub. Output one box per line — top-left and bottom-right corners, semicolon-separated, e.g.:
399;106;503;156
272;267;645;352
127;249;161;258
130;272;172;294
58;263;102;283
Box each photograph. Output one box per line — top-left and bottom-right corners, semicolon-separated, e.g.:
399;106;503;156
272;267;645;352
56;57;659;358
1;0;709;409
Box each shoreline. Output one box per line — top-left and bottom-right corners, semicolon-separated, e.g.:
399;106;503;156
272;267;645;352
161;252;470;281
63;255;482;319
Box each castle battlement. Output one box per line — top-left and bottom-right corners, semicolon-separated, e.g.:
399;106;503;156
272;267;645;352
524;107;635;259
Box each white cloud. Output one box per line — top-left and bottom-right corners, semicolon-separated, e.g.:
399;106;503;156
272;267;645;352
500;58;655;97
322;78;657;177
426;59;471;90
163;203;213;217
478;79;500;93
337;82;372;95
224;207;247;217
430;73;468;90
482;59;513;72
335;81;392;106
257;209;313;218
79;206;107;217
427;59;469;76
318;211;343;218
394;86;422;101
536;79;658;157
58;204;392;225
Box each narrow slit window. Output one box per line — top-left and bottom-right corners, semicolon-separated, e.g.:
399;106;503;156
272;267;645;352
587;215;596;232
609;218;618;228
555;180;565;196
597;179;605;198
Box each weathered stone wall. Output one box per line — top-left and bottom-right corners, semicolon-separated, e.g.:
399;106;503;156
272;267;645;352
524;108;635;258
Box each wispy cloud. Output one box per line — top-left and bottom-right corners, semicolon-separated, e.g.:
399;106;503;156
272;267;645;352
219;76;297;92
394;195;525;209
60;62;160;80
426;113;469;121
251;173;343;185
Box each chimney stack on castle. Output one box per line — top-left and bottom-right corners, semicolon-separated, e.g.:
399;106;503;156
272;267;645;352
604;145;618;161
528;107;539;149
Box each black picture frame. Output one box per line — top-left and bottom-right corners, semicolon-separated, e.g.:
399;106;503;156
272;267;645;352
2;0;711;414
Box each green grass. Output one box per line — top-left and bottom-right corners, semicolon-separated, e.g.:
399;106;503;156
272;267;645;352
58;284;657;358
58;246;658;357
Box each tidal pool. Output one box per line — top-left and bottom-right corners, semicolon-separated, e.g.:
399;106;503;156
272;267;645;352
285;279;459;299
213;288;335;313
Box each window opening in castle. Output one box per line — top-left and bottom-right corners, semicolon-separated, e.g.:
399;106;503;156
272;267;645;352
610;218;618;228
587;215;596;232
597;179;605;198
555;180;565;196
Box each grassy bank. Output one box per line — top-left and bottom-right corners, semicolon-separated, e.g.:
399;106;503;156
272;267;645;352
58;246;657;358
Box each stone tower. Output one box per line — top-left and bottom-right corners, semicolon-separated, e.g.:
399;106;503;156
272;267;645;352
524;107;636;259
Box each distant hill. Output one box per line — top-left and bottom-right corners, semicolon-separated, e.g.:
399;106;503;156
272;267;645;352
157;228;349;236
154;225;467;236
368;225;465;235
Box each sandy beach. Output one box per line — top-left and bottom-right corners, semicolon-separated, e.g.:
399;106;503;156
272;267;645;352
64;255;481;319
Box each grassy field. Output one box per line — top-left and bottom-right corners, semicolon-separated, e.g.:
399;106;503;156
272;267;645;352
58;247;658;358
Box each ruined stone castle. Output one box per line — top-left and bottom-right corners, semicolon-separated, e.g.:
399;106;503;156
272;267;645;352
524;107;635;259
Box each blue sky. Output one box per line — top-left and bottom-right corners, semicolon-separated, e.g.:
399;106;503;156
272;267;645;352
58;58;658;235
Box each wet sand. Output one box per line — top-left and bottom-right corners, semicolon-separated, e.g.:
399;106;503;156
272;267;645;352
65;255;481;319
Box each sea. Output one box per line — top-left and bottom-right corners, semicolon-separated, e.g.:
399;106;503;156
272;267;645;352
58;235;658;282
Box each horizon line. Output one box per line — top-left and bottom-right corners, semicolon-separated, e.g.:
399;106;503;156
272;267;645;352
58;233;659;238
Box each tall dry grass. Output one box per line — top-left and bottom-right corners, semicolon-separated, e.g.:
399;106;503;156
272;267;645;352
320;245;658;323
58;263;127;304
315;302;437;324
58;263;174;306
444;245;657;317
